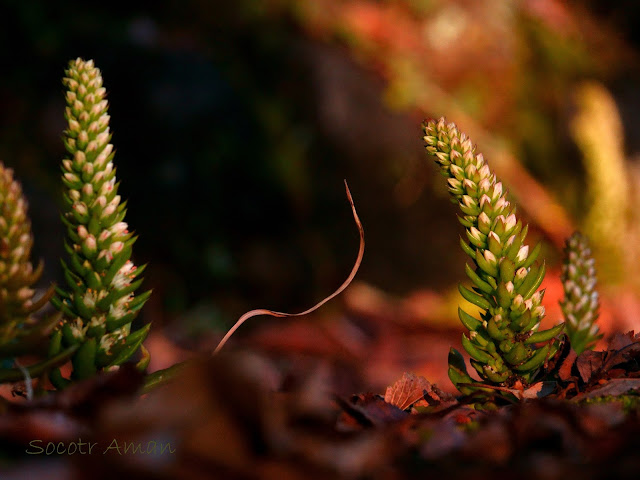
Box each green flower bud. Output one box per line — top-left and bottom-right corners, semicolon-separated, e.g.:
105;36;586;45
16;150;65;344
51;58;151;384
423;118;563;390
560;232;602;354
0;163;55;358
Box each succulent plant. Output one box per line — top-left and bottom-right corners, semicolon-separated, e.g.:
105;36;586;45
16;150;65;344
560;232;602;354
49;58;151;387
423;118;564;393
0;163;58;358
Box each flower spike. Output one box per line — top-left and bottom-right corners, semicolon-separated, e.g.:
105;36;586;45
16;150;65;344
423;118;563;391
0;163;57;357
50;58;151;385
560;232;602;354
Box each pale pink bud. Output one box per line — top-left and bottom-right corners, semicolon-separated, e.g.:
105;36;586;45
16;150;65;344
462;179;476;190
491;182;503;201
110;222;128;236
478;178;491;193
108;195;121;209
516;245;529;264
435;152;449;163
96;131;109;146
450;164;464;179
469;227;484;242
101;204;116;219
461;195;476;208
94;144;113;168
484;250;497;265
478;212;491;228
504;214;517;232
84;234;97;252
74;150;86;165
73;202;88;215
447;178;462;191
94;195;107;208
109;241;124;255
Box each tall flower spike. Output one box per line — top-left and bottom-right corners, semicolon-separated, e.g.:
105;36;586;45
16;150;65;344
560;232;602;354
0;163;57;357
50;58;151;386
423;118;564;393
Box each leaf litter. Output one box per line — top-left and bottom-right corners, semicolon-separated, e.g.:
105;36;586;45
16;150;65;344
1;334;640;478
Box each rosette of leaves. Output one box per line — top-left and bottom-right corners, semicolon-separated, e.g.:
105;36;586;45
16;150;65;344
49;58;151;386
423;118;564;393
560;232;602;354
0;163;59;358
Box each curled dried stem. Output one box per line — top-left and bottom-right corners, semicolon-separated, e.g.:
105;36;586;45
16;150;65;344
214;180;364;355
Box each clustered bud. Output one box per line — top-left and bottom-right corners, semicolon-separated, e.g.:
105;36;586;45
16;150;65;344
0;163;54;355
423;118;564;391
560;232;602;354
50;58;150;385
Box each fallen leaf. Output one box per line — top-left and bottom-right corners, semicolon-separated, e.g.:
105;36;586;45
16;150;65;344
336;393;408;428
602;342;640;372
608;331;636;351
575;378;640;400
558;349;577;381
576;350;604;383
384;373;442;410
520;381;557;399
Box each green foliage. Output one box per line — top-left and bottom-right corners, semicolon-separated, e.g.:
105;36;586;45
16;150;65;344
49;58;151;385
560;232;602;354
423;118;564;391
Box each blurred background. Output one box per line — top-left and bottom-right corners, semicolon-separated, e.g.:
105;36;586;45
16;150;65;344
1;0;640;392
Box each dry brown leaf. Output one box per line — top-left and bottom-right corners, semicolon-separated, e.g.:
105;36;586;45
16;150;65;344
602;341;640;372
576;350;604;383
336;393;408;429
608;331;636;351
575;378;640;400
558;348;577;381
520;381;557;400
384;373;437;410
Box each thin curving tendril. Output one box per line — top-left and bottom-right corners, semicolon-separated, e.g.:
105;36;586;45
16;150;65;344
213;180;364;355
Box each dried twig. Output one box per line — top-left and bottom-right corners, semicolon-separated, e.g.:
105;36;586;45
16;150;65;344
214;180;364;354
